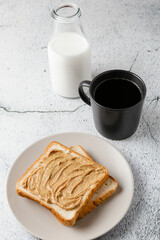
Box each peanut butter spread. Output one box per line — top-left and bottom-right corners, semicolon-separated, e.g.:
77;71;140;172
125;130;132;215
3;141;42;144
22;150;106;210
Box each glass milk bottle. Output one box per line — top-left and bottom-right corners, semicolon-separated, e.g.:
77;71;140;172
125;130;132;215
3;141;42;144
48;4;91;98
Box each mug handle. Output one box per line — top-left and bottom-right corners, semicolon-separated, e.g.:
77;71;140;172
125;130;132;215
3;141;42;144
79;81;91;106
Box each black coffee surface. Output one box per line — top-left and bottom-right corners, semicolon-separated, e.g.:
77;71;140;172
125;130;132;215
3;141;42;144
94;79;142;109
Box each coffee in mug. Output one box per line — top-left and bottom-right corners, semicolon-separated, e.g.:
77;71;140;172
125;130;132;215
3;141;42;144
94;78;142;109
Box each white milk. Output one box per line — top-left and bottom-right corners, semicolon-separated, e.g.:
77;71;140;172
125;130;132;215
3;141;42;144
48;32;91;98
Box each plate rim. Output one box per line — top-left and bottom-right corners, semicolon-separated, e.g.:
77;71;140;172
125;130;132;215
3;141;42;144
6;132;134;240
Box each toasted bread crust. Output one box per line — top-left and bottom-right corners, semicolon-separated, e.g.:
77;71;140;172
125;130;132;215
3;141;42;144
16;141;108;226
78;176;118;219
70;145;92;160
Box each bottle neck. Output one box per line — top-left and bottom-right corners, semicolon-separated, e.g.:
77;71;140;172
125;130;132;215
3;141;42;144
52;4;84;37
54;20;84;36
52;4;82;24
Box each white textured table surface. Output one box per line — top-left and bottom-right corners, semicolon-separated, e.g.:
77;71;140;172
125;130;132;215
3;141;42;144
0;0;160;239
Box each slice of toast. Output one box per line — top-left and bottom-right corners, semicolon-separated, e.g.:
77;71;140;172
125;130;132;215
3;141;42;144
16;141;108;226
70;145;118;219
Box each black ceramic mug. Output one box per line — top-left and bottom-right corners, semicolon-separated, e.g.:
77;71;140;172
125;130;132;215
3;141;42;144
79;70;146;140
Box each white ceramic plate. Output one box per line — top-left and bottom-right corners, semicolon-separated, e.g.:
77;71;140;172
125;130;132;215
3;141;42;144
7;132;134;240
